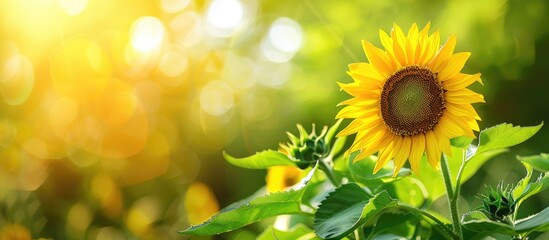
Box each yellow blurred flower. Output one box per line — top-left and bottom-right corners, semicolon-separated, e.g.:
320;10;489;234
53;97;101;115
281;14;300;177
184;182;219;225
0;224;31;240
266;166;302;193
337;23;483;175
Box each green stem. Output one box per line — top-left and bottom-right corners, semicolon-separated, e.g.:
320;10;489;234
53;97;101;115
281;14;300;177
354;227;365;240
452;151;467;216
319;158;339;186
440;154;463;240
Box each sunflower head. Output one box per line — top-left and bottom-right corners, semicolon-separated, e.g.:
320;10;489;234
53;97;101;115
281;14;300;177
337;23;484;175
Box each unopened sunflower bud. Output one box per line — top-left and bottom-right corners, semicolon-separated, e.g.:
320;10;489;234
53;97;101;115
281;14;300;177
480;183;516;221
279;124;330;169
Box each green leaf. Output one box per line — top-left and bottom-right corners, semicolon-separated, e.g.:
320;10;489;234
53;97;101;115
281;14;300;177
513;162;534;200
348;155;411;188
390;177;427;207
517;153;549;172
476;122;543;154
178;166;317;235
224;150;296;169
257;224;320;240
463;148;508;182
513;172;549;205
413;154;446;202
515;207;549;233
366;212;419;239
313;183;397;239
461;211;516;235
462;208;549;235
450;136;473;149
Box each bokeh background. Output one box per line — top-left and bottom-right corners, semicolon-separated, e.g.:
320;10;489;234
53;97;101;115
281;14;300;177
0;0;548;239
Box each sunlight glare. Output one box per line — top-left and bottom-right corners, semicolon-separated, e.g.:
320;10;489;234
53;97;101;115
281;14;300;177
58;0;88;16
130;17;165;54
261;17;303;63
199;81;234;116
206;0;245;37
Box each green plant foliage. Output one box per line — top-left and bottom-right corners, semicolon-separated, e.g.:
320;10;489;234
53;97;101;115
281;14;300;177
517;153;549;172
412;156;446;202
257;224;321;240
324;119;343;148
514;172;549;206
450;136;474;149
462;207;549;236
476;123;543;154
348;155;411;187
365;212;423;239
514;207;549;233
462;211;515;235
512;161;549;209
178;166;317;235
462;148;508;183
183;121;549;239
224;150;297;169
313;183;397;239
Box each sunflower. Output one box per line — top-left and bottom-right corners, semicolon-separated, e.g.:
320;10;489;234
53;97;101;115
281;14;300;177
337;23;484;175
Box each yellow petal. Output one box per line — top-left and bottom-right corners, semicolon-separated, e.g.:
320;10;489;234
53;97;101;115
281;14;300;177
373;136;402;173
443;73;482;90
445;113;477;138
337;97;380;107
467;118;480;132
416;22;431;63
407;23;419;64
419;30;440;65
349;123;387;154
446;102;481;120
362;41;394;74
339;83;382;99
425;130;441;168
348;63;386;81
353;130;395;160
392;136;411;176
437;52;471;80
434;125;452;156
379;29;393;54
391;24;407;66
409;134;425;174
336;106;378;119
337;117;380;137
445;89;485;104
429;34;456;71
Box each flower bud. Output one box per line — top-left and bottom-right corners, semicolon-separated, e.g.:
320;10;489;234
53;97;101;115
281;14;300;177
480;183;516;221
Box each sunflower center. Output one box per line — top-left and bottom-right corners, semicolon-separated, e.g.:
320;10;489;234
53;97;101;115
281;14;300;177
380;66;445;136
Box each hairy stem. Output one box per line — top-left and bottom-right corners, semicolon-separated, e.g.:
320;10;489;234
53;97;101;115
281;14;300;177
452;150;467;217
440;154;462;240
